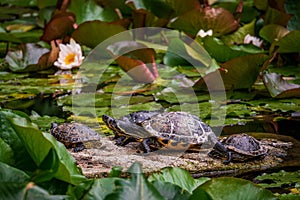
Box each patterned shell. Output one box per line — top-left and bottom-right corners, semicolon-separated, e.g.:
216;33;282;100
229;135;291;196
50;123;102;147
209;133;267;162
141;111;216;144
224;134;267;157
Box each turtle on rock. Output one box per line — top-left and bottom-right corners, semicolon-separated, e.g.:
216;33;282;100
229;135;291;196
208;133;267;164
102;111;229;157
50;122;102;152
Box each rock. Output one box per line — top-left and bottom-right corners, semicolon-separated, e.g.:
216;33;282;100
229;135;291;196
70;133;298;178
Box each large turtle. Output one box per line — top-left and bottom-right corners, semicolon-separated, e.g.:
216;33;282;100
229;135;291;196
102;111;228;157
50;122;102;152
208;133;267;164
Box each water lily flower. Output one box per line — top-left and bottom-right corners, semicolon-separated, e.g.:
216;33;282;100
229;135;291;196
54;38;84;70
244;34;263;47
197;29;213;38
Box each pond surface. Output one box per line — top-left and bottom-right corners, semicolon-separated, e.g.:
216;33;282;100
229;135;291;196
1;64;300;194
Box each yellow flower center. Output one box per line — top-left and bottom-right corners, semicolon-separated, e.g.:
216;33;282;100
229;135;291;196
64;53;76;65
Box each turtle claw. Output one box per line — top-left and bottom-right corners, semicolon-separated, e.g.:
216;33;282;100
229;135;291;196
222;151;232;165
142;139;151;153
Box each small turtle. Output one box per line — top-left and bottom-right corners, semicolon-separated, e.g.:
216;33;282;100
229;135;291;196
208;133;267;164
50;122;102;152
102;111;228;155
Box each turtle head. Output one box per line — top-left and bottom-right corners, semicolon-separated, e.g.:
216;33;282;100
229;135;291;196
102;115;118;130
51;122;58;129
102;115;125;137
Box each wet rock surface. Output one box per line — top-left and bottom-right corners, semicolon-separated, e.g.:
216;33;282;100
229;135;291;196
70;133;299;178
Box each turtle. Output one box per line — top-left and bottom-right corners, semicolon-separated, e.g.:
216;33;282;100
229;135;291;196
102;111;228;156
50;122;102;152
208;133;267;164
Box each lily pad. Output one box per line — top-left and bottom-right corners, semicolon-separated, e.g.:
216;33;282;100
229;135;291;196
5;43;50;72
262;72;300;98
255;170;300;189
259;24;289;43
69;0;118;24
163;37;214;74
196;177;276;200
107;41;158;83
72;20;130;48
194;54;269;91
276;30;300;53
170;7;239;37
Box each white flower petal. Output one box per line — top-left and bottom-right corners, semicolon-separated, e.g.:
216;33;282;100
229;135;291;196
197;29;213;38
54;38;84;69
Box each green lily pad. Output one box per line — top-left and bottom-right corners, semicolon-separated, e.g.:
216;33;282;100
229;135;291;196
255;170;300;189
259;24;289;43
202;37;260;62
195;54;269;90
276;30;300;53
163;38;214;74
220;19;256;46
72;20;130;48
69;0;118;24
197;177;276;200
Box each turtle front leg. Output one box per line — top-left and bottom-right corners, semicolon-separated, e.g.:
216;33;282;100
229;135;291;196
213;141;232;165
115;135;131;146
74;143;85;152
141;138;151;153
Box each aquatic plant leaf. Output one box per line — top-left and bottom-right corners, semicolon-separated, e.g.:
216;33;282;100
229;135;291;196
170;7;239;36
69;0;118;24
285;0;300;30
163;38;214;74
262;72;300;98
72;20;129;48
148;167;209;194
2;109;86;185
198;177;276;200
264;7;292;26
0;138;14;165
5;43;50;72
202;37;261;62
0;110;36;170
276;30;300;53
105;162;164;200
152;181;191;200
127;0;174;19
127;0;199;20
70;178;121;200
0;32;22;43
259;24;289;43
220;19;256;46
255;170;300;189
0;162;29;200
107;41;158;83
194;54;269;91
41;11;76;42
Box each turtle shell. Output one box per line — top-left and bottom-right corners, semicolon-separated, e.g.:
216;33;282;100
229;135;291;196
50;123;102;152
209;133;267;163
102;111;220;152
141;112;215;144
